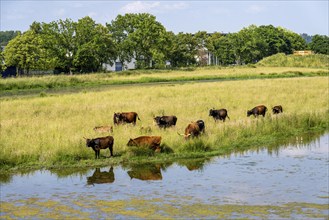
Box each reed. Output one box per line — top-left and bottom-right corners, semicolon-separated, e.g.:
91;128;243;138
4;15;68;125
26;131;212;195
0;76;328;170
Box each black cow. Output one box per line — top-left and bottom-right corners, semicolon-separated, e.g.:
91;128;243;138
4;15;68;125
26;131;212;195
85;136;114;159
196;120;205;133
247;105;268;117
272;105;283;114
154;115;177;128
209;109;230;122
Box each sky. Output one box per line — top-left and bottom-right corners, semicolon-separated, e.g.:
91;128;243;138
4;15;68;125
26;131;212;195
1;1;328;36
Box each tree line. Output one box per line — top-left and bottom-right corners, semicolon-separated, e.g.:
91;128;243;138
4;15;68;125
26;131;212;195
1;13;328;75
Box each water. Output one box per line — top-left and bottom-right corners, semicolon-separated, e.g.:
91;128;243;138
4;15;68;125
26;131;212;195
1;133;328;219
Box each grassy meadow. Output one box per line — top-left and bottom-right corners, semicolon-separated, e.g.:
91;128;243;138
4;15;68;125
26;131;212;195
0;66;327;96
1;69;328;170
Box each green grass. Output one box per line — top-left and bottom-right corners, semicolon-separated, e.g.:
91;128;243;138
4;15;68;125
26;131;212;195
257;53;329;68
1;66;327;97
0;73;328;171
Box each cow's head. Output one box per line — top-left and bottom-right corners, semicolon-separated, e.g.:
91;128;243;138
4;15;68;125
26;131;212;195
272;107;281;114
113;113;122;124
127;138;137;146
184;133;192;140
84;137;92;147
153;116;161;124
209;109;215;116
247;110;253;117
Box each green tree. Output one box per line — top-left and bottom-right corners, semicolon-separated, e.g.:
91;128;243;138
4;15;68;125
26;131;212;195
252;25;287;57
108;13;168;69
209;34;235;65
74;16;116;72
193;31;210;66
3;28;52;75
167;32;198;67
0;51;5;73
0;31;21;46
309;35;329;55
278;27;307;51
41;18;77;74
300;33;312;44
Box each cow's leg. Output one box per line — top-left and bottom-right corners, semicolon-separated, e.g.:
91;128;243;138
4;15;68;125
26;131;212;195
109;145;113;157
94;150;97;159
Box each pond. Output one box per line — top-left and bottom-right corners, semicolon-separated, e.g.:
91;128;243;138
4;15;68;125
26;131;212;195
1;133;328;219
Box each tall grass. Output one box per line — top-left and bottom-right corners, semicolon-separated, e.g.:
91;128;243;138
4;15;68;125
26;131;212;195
257;53;329;68
1;66;327;94
0;76;328;170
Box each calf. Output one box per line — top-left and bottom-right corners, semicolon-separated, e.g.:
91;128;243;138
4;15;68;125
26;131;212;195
127;136;162;151
113;112;140;125
272;105;283;114
209;109;230;122
85;136;114;159
93;125;113;133
179;120;205;139
247;105;267;117
154;115;177;128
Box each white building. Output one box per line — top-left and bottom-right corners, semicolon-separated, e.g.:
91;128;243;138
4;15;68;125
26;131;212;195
103;58;137;72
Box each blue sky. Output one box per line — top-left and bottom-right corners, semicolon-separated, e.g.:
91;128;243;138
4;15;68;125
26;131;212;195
1;1;328;35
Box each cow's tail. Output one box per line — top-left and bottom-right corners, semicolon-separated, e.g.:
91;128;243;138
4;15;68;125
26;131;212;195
227;114;230;120
137;114;141;121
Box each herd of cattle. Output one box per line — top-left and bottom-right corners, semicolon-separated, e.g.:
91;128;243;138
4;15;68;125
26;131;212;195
85;104;283;159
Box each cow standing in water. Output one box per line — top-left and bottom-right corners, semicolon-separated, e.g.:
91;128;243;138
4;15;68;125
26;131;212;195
247;105;268;117
113;112;140;125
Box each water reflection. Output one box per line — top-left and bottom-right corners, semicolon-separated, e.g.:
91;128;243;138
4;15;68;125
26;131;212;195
87;167;115;185
230;131;326;158
1;133;328;219
50;167;90;178
176;157;212;171
0;131;326;184
127;163;163;181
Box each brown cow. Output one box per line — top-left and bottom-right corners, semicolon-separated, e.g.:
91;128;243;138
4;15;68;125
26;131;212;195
127;136;162;151
179;120;205;139
113;112;140;125
127;164;162;181
87;167;115;185
85;136;114;159
93;126;113;133
247;105;268;117
272;105;283;114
